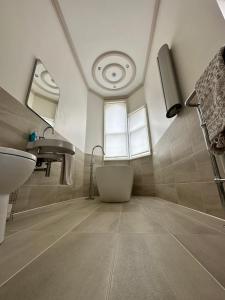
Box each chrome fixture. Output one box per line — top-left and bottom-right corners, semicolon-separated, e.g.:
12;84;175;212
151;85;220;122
87;145;105;200
185;91;225;209
41;125;55;139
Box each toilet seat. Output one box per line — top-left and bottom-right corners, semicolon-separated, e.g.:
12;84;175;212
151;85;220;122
0;147;36;162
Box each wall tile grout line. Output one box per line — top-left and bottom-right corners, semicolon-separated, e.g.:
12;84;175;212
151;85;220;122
0;204;102;289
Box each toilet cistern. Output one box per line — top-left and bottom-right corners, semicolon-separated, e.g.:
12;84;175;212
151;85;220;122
0;147;36;244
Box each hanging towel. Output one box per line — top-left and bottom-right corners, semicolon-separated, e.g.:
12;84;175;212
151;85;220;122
195;46;225;154
60;154;73;185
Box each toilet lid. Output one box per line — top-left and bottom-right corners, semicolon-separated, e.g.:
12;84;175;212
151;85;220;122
0;147;36;161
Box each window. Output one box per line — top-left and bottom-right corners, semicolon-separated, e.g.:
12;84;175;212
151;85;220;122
104;101;129;159
128;107;150;159
104;102;150;160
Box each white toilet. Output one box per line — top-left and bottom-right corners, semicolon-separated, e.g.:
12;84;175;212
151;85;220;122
0;147;36;243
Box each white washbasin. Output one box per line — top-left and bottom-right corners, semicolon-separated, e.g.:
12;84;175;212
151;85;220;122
27;139;75;155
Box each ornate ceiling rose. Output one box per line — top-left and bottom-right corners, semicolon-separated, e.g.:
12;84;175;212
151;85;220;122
92;51;136;91
34;62;59;95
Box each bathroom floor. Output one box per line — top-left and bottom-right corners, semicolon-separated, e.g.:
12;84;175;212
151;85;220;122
0;197;225;299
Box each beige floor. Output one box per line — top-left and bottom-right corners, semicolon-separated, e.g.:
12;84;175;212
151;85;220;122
0;196;225;299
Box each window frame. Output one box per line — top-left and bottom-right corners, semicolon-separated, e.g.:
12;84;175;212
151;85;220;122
104;100;129;161
128;105;151;160
104;101;151;161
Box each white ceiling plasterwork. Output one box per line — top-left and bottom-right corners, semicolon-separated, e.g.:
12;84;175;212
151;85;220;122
53;0;159;98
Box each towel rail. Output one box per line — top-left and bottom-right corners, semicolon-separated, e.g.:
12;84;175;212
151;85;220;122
185;91;225;210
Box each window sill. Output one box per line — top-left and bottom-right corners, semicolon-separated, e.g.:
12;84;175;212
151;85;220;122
104;157;130;161
104;152;151;161
130;152;151;160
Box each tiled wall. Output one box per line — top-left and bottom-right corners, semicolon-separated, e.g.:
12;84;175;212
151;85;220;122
104;156;155;196
2;86;224;218
152;105;225;219
0;87;89;212
13;149;88;212
130;156;155;196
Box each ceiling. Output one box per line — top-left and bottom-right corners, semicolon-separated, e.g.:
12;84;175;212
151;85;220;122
55;0;158;98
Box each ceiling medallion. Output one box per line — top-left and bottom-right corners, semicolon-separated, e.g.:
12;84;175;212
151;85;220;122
92;51;136;91
34;62;59;95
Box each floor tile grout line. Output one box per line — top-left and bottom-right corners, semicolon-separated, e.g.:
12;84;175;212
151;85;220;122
13;197;85;216
6;202;101;240
168;231;225;291
105;207;122;300
105;233;120;300
0;204;101;289
140;201;225;290
154;197;225;222
165;205;225;236
142;199;225;236
5;211;70;240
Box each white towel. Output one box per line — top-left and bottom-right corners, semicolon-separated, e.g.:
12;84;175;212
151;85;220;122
60;154;73;185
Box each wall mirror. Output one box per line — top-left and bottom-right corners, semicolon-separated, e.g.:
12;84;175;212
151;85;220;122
26;59;60;127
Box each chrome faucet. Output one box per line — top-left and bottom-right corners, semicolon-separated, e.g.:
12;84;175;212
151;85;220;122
87;145;105;200
41;125;55;139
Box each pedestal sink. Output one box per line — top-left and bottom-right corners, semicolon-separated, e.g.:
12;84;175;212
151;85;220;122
0;147;36;244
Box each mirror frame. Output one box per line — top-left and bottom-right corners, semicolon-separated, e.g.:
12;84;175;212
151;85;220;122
25;58;60;127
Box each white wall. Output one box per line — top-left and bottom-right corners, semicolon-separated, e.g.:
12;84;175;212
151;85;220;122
0;0;88;151
85;91;104;154
144;0;225;146
127;86;145;113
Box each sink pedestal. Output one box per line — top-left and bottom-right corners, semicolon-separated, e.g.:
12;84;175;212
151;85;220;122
0;194;9;244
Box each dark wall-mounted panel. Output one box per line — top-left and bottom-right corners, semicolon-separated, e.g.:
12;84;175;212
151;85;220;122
157;44;182;118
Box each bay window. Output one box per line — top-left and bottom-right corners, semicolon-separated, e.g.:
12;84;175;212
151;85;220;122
104;101;150;160
104;101;129;159
128;106;150;159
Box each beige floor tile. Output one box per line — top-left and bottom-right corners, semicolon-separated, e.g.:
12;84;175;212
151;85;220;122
0;233;116;300
109;233;225;300
73;211;120;233
6;200;100;236
1;197;225;300
96;203;122;212
142;201;217;234
121;201;142;212
31;209;97;235
0;230;59;286
119;212;166;233
174;233;225;287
